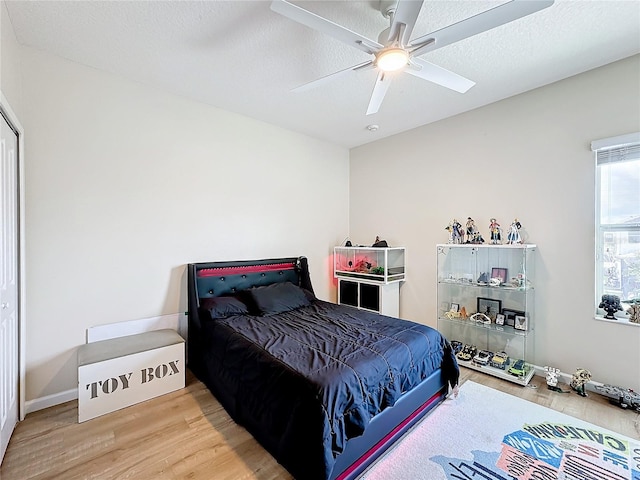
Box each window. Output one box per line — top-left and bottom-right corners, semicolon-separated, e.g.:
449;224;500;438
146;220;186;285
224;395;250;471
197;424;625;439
592;132;640;320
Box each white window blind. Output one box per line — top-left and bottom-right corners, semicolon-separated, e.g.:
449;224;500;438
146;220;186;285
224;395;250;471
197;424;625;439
592;132;640;163
596;144;640;166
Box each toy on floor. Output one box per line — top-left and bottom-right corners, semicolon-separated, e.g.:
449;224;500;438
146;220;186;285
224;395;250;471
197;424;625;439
570;368;592;397
594;384;640;411
544;366;569;393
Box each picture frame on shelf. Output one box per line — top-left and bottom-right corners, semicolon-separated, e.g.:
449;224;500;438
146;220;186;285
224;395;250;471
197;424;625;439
502;308;525;328
491;267;508;285
514;315;528;331
495;313;505;325
477;297;502;321
450;303;460;312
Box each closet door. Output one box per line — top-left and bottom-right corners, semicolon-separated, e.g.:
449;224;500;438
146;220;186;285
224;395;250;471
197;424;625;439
0;111;19;462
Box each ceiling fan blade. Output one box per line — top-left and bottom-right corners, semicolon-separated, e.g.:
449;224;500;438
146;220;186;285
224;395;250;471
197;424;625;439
408;0;554;55
292;61;374;92
366;72;393;115
409;37;435;58
406;58;475;93
270;0;383;55
388;0;424;45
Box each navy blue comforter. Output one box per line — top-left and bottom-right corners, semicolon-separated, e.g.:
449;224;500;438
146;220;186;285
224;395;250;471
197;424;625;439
199;300;458;480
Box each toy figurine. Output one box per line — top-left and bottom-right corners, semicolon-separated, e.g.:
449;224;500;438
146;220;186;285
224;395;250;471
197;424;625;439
464;217;483;244
599;294;623;319
489;218;502;244
465;217;475;243
353;258;372;273
570;368;592;397
445;219;464;244
372;235;388;247
595;384;640;411
445;310;462;319
507;218;522;244
544;366;567;393
627;300;640;324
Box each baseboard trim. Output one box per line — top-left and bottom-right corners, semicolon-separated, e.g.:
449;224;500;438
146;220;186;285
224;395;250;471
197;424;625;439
25;388;77;415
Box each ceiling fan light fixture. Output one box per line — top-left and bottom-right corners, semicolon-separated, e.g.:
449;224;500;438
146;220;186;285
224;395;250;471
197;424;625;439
376;48;409;72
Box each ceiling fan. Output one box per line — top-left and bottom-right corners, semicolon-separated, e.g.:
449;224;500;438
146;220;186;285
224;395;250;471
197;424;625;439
270;0;554;115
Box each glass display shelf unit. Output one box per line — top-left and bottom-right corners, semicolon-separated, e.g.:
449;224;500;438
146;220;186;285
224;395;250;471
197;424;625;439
436;243;536;386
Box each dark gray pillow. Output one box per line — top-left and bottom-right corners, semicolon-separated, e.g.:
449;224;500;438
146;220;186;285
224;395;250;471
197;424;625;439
247;282;310;315
200;296;249;319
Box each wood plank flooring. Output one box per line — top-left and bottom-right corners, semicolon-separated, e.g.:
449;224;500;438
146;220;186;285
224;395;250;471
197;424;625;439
2;369;638;479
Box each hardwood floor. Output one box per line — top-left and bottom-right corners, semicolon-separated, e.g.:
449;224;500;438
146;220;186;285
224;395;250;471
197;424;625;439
2;369;638;479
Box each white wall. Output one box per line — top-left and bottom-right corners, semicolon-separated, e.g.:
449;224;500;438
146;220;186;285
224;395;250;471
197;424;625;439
350;55;640;390
1;0;22;113
19;47;349;402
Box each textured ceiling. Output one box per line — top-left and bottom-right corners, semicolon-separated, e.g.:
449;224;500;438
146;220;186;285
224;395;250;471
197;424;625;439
5;0;640;148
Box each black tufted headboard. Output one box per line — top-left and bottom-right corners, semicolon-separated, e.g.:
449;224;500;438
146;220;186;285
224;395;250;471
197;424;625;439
186;256;313;369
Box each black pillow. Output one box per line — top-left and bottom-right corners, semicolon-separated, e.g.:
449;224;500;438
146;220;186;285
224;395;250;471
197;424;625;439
302;288;317;302
247;282;311;315
200;296;249;319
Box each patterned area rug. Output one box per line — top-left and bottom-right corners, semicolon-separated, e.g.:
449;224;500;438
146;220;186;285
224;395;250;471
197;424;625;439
361;380;639;480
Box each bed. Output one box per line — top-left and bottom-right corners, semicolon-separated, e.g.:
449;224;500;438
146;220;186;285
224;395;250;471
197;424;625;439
187;256;458;480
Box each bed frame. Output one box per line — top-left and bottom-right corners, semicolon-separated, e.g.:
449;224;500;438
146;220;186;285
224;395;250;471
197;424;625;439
187;256;449;480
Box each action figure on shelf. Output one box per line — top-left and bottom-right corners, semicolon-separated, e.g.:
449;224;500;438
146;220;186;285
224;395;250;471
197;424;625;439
570;368;592;397
599;294;624;319
465;217;485;244
507;218;522;244
445;309;462;319
445;219;464;244
544;366;568;393
372;235;388;247
489;218;502;244
465;217;475;243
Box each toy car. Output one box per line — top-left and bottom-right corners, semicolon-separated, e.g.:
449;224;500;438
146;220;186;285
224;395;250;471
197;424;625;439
450;340;463;355
472;350;493;366
490;351;509;370
456;344;477;362
508;359;528;377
